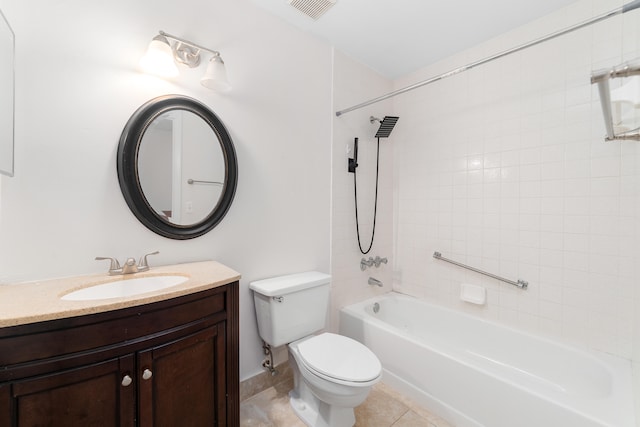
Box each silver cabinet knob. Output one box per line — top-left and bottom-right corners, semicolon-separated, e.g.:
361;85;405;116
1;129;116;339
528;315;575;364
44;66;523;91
142;368;153;380
121;374;133;387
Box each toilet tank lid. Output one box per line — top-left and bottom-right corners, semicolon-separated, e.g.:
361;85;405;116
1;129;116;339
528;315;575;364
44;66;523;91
249;271;330;297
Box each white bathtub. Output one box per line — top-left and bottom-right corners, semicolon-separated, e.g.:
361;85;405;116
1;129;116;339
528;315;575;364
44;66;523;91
339;292;635;427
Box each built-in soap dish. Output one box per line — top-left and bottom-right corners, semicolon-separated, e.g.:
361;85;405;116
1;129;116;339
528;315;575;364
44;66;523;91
460;283;486;305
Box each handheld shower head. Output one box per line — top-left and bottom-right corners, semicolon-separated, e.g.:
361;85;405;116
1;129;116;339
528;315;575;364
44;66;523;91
370;116;399;138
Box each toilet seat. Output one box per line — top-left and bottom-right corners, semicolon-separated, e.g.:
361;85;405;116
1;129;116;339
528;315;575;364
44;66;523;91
296;333;381;384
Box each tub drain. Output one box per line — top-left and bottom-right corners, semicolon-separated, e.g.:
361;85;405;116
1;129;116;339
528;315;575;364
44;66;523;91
373;302;380;313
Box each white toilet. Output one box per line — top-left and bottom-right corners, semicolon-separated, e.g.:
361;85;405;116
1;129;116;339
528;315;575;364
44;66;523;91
250;272;382;427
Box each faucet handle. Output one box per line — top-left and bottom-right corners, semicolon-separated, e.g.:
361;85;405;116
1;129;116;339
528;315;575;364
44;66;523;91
138;251;159;270
95;257;122;274
373;256;388;267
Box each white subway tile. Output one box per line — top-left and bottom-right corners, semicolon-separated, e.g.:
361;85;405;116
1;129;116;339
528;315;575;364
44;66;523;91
564;215;589;234
540;214;564;232
387;0;638;361
591;157;621;178
521;164;542;181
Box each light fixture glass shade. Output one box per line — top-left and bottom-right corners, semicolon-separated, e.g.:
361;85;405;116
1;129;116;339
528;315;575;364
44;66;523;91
200;55;231;92
139;35;179;78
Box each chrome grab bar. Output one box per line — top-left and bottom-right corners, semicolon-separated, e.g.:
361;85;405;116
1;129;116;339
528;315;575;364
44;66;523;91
433;251;528;289
187;179;223;185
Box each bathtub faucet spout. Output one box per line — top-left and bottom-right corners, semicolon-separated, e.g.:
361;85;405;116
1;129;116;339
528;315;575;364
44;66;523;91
368;277;383;287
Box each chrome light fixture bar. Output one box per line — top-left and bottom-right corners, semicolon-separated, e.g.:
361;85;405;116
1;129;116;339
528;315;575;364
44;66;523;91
140;30;231;92
591;63;640;141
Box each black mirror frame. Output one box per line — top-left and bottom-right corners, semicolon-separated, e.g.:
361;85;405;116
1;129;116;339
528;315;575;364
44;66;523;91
117;95;238;240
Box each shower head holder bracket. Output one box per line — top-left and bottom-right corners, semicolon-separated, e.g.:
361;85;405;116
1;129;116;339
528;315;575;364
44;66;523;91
348;157;358;173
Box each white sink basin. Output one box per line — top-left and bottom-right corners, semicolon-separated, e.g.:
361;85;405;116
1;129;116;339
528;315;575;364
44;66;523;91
61;275;189;301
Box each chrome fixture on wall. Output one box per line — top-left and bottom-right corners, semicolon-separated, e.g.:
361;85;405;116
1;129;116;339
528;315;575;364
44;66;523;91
433;251;528;289
368;277;383;287
360;256;387;271
187;178;224;186
140;30;231;92
591;62;640;141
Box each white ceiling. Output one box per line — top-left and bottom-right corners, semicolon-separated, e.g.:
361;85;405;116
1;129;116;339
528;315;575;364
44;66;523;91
250;0;579;79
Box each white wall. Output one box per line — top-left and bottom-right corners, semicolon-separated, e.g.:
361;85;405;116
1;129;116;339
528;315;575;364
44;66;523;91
393;0;639;359
0;0;331;381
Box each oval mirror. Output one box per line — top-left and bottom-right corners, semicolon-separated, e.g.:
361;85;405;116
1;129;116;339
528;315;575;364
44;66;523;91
117;95;238;239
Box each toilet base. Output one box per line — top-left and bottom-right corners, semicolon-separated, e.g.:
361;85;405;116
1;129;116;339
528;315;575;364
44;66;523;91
289;390;356;427
286;335;380;427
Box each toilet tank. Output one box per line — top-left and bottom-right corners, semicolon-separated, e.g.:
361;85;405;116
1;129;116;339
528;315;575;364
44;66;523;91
250;272;331;347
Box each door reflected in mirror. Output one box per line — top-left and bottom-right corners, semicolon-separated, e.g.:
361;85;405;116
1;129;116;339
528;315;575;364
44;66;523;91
138;110;225;226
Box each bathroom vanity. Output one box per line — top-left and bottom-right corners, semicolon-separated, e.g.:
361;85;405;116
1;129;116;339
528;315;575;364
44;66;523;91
0;261;240;426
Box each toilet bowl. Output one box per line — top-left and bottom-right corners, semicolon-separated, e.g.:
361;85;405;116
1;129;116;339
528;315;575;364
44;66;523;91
249;272;382;427
288;333;382;427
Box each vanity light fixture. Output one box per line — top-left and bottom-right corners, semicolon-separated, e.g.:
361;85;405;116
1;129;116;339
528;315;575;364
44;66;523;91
140;30;231;92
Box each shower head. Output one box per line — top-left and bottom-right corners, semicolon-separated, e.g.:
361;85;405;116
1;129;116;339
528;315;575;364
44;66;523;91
370;116;399;138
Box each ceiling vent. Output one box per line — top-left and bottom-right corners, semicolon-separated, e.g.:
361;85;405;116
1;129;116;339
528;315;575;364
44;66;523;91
288;0;336;20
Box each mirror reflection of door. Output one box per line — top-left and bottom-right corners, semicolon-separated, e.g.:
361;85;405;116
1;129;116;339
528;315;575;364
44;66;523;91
138;110;225;226
180;111;224;224
139;114;173;221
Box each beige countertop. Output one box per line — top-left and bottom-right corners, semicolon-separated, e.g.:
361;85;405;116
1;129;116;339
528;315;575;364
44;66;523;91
0;260;241;328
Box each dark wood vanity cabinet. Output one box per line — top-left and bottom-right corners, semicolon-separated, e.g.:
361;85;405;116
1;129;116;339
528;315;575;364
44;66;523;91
0;282;239;427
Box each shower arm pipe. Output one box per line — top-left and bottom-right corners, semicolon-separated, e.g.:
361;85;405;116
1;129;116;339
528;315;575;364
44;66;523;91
433;252;528;289
335;0;640;117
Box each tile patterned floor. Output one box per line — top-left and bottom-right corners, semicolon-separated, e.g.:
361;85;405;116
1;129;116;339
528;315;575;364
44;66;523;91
240;381;454;427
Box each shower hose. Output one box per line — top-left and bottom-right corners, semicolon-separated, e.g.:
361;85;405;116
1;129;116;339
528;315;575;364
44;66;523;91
353;137;380;255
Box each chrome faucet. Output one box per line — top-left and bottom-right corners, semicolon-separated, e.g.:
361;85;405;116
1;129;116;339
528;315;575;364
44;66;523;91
373;256;388;267
96;251;159;275
360;256;388;271
360;257;374;271
368;277;383;287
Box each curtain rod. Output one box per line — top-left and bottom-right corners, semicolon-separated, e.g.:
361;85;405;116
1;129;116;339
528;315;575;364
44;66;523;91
335;0;640;117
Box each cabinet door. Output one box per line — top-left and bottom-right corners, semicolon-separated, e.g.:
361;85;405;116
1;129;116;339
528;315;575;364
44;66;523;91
10;355;135;427
0;383;10;427
138;323;226;427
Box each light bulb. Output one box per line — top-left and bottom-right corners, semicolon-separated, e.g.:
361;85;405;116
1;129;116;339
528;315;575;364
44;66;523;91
139;35;179;78
200;55;231;92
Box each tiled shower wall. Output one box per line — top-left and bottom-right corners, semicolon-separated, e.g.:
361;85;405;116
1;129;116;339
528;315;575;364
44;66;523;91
330;50;394;331
392;0;640;360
